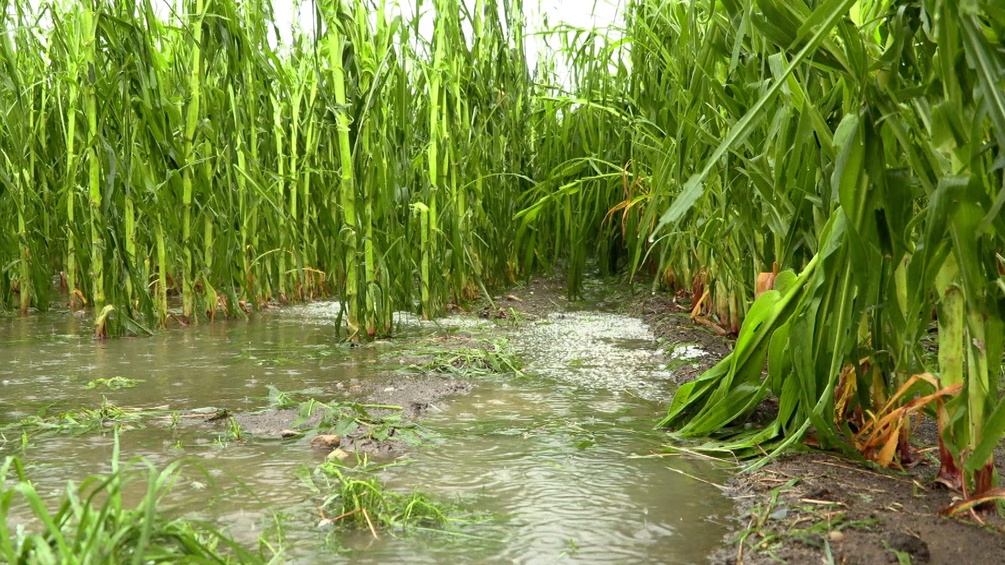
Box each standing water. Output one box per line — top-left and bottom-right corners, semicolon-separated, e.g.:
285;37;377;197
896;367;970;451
1;304;732;563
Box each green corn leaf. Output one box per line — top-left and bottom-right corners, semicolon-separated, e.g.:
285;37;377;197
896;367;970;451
654;0;855;233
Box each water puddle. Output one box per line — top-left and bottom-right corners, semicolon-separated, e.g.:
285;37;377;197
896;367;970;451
1;306;731;562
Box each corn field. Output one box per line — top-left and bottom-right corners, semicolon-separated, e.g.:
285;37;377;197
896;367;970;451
2;0;1004;508
0;0;538;338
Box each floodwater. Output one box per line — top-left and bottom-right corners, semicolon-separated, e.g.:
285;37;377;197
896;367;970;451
0;303;732;563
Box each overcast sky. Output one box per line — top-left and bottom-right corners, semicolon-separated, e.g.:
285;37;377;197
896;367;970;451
17;0;623;76
266;0;623;68
267;1;621;34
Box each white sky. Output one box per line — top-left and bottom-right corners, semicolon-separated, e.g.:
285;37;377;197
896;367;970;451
267;1;621;35
266;0;623;70
16;0;624;79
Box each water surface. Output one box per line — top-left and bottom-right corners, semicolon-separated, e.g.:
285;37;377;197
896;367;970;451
0;305;731;563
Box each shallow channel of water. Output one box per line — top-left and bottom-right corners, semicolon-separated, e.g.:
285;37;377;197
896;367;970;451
1;304;731;563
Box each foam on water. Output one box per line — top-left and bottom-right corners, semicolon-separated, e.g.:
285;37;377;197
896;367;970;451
513;312;680;401
279;302;495;333
670;343;709;360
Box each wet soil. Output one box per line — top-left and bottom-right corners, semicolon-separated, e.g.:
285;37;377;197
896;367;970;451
711;450;1005;565
230;335;479;458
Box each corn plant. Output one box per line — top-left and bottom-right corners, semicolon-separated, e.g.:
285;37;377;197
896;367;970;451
641;0;1005;509
0;0;534;334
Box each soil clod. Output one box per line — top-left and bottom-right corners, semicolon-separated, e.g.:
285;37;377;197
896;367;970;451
887;532;930;563
310;434;342;449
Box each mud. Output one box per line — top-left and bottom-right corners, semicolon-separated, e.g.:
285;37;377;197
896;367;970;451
233;370;472;457
709;450;1005;564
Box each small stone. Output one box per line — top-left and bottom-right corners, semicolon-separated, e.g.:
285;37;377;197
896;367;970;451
383;386;395;392
828;530;845;543
326;448;351;461
279;429;299;438
310;434;342;448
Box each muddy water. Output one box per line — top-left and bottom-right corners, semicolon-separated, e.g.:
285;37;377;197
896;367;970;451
1;305;731;563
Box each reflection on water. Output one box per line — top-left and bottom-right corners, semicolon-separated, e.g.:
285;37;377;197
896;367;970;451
0;306;730;563
368;382;731;564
